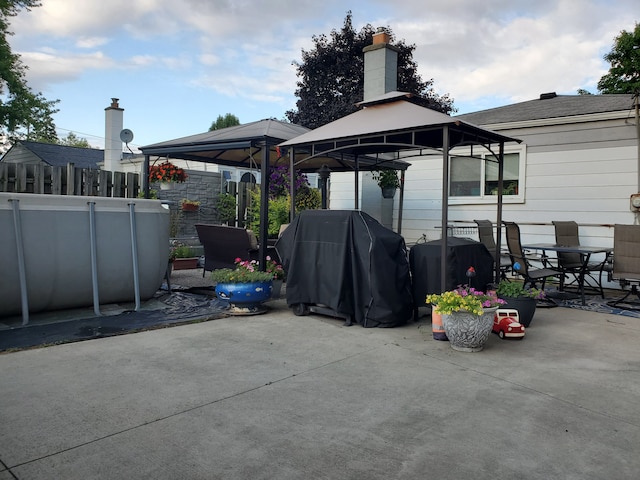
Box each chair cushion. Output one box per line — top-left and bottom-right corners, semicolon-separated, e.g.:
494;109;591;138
246;230;259;250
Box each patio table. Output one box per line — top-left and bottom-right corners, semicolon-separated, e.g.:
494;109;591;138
521;243;613;305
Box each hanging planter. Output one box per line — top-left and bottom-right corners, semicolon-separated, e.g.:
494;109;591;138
180;199;200;212
149;161;187;189
381;186;397;198
372;169;400;198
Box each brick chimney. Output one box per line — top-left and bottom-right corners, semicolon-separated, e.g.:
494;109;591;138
362;28;400;101
104;98;123;171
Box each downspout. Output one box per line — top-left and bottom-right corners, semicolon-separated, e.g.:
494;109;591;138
440;126;450;292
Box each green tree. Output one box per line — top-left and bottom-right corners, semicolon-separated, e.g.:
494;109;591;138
209;113;240;131
59;132;91;148
597;23;640;94
0;1;59;143
285;11;455;129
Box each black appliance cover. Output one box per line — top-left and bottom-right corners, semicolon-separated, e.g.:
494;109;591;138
410;237;494;308
275;210;413;327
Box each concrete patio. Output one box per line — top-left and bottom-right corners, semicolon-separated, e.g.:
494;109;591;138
1;273;639;479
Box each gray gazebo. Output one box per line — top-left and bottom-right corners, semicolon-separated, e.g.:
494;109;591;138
280;92;521;290
140;118;410;270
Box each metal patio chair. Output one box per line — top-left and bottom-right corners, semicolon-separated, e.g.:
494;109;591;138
474;219;511;281
607;224;640;310
552;220;611;298
503;221;561;295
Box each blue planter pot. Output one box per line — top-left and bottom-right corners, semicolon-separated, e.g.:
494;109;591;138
215;280;273;311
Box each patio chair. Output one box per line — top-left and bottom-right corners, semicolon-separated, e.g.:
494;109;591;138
474;219;511;281
607;224;640;310
503;221;561;295
552;220;611;298
195;224;259;276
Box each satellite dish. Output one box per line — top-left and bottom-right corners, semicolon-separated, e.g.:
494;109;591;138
120;129;134;143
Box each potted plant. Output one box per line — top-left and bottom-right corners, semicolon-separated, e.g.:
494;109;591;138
170;242;198;270
211;259;274;314
372;169;400;199
426;285;506;352
180;198;200;212
149;161;188;189
494;280;545;328
215;192;237;225
137;189;158;199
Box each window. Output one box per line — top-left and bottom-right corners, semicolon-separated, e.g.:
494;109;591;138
449;148;524;202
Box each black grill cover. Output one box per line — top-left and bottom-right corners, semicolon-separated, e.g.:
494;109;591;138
410;237;494;308
275;210;413;327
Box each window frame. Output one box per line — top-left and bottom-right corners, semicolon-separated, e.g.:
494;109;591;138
448;145;526;205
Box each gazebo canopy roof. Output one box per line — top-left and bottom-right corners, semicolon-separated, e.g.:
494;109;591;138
140;118;410;173
280;92;519;163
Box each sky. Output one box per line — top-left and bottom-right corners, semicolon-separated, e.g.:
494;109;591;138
8;0;640;151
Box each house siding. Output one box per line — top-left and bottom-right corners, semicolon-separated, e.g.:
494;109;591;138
329;114;638;249
1;144;42;164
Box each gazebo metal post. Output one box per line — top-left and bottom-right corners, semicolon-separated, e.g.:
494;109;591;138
494;142;505;285
354;155;360;209
440;126;450;293
289;147;296;221
397;169;405;234
143;155;150;199
258;140;270;271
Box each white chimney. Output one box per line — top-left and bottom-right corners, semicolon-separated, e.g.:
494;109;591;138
362;28;399;102
104;98;123;171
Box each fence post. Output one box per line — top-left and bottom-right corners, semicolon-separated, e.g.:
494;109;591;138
0;163;8;192
16;164;27;192
51;166;63;194
113;172;125;197
127;172;139;198
98;170;110;197
33;165;45;193
66;163;76;195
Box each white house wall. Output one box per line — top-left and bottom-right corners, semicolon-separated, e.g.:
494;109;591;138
329;116;638;248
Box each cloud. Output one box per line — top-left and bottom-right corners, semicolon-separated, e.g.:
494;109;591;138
386;0;639;108
8;0;639;126
19;51;115;87
76;37;110;49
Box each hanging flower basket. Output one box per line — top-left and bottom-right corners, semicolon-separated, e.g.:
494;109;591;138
149;161;188;185
180;199;200;212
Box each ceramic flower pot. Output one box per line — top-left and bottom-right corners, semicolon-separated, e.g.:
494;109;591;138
442;307;497;352
215;280;273;314
381;186;397;198
500;296;537;328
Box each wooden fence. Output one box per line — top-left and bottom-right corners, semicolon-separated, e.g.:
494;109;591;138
0;163;140;197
